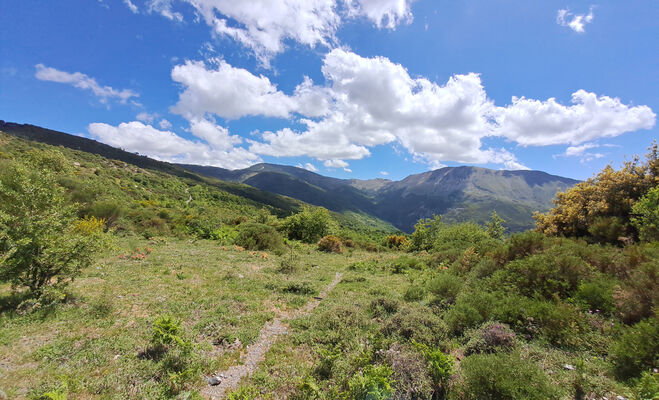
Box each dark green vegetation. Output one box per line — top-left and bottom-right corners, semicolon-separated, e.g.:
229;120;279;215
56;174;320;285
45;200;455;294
0;125;657;399
181;161;578;233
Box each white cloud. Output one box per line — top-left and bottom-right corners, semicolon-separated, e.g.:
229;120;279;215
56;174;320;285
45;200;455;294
148;0;416;64
123;0;139;13
563;142;604;163
171;60;331;119
557;7;594;33
324;159;350;168
346;0;415;29
136;112;158;123
296;162;319;172
35;64;138;104
246;50;653;170
148;0;183;21
565;142;598;157
343;168;352;173
159;119;173;129
380;171;389;176
88;121;259;168
493;90;656;146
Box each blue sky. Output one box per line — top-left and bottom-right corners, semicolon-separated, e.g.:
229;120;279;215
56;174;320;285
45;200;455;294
0;0;656;181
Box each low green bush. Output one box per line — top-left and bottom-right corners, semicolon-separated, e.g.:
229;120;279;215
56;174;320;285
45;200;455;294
428;273;463;304
347;364;395;400
464;321;516;355
383;304;447;346
450;352;559;400
234;222;283;251
610;318;659;380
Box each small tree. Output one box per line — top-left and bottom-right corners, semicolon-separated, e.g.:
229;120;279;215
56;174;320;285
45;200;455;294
486;211;507;240
0;162;104;295
282;206;334;243
631;186;659;242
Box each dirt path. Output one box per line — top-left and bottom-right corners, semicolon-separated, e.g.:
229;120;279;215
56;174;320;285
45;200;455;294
202;272;343;399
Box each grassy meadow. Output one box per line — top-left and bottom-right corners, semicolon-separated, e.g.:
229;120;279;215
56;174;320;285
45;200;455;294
0;132;657;399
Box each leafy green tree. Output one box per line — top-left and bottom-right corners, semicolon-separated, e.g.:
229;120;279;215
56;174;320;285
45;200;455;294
486;211;507;240
631;186;659;242
282;206;334;243
409;215;443;251
0;161;104;294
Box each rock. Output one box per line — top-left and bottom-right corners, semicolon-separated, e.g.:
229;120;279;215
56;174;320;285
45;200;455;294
206;375;221;386
563;364;575;371
616;396;627;400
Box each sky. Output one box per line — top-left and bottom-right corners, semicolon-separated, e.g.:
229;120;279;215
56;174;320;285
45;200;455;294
0;0;657;181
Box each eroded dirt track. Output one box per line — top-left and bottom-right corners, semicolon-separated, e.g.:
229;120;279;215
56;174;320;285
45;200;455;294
202;272;343;399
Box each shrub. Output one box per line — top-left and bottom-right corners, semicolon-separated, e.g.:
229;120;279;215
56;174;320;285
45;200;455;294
282;207;334;243
383;343;433;400
464;321;516;355
573;276;616;315
185;213;224;239
410;215;443;251
281;281;317;295
631;186;659;242
413;341;454;397
317;235;343;253
389;256;425;274
403;285;426;302
152;315;190;350
629;370;659;400
501;231;548;263
0;162;104;294
534;143;658;242
347;364;395;400
451;352;559;400
85;200;124;228
383;304;447;346
428;273;463;304
613;260;658;324
368;297;399;318
495;253;591;299
385;235;408;249
234;222;283;251
610;319;659;380
433;222;491;253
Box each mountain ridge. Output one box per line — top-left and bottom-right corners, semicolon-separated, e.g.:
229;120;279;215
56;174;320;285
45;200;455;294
0;120;579;233
180;162;579;233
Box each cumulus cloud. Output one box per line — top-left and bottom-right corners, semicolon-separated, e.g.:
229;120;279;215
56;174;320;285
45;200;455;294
296;162;319;172
324;159;350;168
148;0;183;21
159;119;173;129
557;7;594;33
136;112;158;123
171;60;331;119
492;90;656;146
35;64;138;104
346;0;415;29
148;0;416;64
244;50;653;170
123;0;139;13
88;121;259;168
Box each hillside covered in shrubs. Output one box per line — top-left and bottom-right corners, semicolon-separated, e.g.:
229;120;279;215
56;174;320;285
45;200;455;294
0;132;657;399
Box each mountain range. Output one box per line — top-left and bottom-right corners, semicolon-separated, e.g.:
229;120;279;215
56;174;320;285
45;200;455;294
179;162;578;233
0;121;578;233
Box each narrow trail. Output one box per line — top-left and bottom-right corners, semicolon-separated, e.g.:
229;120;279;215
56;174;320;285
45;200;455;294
202;272;343;399
185;187;192;205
